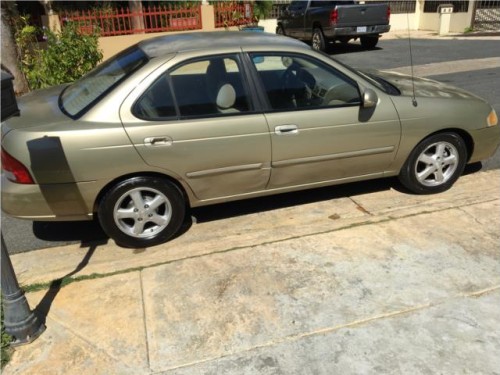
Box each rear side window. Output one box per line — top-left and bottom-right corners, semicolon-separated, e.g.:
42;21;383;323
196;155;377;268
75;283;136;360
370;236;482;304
134;54;252;120
134;76;176;120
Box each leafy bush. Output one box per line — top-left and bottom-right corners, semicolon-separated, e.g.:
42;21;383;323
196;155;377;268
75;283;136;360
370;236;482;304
15;17;103;90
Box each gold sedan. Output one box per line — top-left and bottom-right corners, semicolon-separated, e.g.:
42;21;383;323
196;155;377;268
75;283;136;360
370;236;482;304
2;32;499;247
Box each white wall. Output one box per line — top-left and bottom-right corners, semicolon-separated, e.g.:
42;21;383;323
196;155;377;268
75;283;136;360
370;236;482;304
259;19;278;33
389;13;418;31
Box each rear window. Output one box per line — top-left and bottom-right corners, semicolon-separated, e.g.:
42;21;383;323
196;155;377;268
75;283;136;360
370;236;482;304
310;1;354;7
59;46;148;118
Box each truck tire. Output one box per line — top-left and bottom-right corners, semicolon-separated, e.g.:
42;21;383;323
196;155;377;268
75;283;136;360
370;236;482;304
312;28;326;52
360;36;379;49
276;25;285;35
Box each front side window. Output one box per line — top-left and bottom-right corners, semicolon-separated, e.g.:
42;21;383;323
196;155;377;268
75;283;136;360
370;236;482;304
134;54;251;120
60;46;148;118
249;53;361;111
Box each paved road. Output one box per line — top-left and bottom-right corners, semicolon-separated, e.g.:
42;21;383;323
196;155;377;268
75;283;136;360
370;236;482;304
3;36;500;254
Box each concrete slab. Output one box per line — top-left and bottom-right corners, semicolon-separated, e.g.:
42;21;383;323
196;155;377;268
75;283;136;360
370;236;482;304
140;207;500;373
6;273;149;374
3;317;135;375
165;290;500;375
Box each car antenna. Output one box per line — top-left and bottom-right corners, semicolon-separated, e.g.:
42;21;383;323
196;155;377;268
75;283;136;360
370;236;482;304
407;12;418;107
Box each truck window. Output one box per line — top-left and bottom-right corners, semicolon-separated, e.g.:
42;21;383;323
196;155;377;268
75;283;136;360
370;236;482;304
310;1;354;7
289;1;307;11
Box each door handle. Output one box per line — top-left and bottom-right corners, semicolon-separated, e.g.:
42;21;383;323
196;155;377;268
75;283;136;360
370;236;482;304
275;125;298;135
144;136;173;147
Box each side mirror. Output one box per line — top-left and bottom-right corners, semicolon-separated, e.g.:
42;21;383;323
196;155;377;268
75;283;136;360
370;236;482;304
362;88;378;108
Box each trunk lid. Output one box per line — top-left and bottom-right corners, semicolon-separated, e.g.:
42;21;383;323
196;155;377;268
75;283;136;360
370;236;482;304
1;84;69;137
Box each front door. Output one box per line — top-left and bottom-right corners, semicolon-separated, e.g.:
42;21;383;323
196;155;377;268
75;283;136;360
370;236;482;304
248;52;401;189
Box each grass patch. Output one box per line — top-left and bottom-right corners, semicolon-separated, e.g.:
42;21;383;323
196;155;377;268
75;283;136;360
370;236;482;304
1;297;13;369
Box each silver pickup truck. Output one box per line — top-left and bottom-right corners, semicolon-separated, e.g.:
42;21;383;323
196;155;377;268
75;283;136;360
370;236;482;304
277;0;391;51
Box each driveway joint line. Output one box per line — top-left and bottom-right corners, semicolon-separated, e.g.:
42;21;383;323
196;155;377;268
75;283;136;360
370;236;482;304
348;196;373;215
139;269;152;371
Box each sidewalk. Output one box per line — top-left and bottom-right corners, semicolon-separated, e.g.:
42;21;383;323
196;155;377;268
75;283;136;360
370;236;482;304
3;169;500;374
384;28;500;40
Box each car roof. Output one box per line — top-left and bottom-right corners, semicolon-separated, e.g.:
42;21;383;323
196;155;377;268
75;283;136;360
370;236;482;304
137;31;309;58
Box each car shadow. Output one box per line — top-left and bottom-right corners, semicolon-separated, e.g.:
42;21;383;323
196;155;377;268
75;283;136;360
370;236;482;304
192;162;484;224
33;241;102;326
33;219;108;244
328;42;383;56
32;162;484;237
192;176;396;224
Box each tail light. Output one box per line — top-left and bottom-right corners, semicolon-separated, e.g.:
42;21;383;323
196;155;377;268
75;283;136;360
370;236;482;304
387;6;391;22
1;148;34;184
330;9;338;25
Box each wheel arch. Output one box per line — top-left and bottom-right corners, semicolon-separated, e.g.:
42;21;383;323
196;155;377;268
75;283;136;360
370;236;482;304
93;172;192;214
312;22;323;33
424;128;474;162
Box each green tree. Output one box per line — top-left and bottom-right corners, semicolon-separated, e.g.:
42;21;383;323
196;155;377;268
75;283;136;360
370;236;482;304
0;1;29;94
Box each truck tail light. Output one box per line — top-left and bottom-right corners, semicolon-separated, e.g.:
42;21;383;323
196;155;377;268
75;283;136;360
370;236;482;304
330;9;338;24
1;148;34;184
387;6;391;22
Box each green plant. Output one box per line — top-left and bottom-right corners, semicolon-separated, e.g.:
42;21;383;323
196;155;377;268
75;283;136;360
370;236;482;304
252;0;273;23
1;297;13;369
464;26;474;33
15;17;103;90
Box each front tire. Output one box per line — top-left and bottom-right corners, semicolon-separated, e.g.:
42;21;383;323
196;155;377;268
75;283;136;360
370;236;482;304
276;25;285;35
98;176;186;248
399;133;467;194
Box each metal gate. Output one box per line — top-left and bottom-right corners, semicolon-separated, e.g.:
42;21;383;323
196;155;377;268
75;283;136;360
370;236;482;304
473;0;500;31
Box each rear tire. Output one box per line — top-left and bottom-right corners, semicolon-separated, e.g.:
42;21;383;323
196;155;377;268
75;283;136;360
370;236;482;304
276;25;285;35
360;36;379;49
398;133;467;194
98;176;186;248
312;28;326;52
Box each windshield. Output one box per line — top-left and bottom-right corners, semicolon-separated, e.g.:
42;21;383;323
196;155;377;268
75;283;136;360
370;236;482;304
59;46;149;118
325;54;400;95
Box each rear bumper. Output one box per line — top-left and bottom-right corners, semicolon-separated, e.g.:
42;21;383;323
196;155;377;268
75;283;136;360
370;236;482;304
325;24;391;38
1;174;95;221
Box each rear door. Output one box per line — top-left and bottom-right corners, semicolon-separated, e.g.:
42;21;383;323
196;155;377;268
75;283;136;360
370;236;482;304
120;54;272;201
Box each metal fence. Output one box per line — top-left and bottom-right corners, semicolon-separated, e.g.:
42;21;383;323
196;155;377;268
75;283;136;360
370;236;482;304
423;0;470;13
213;1;253;28
368;1;416;14
59;4;202;36
473;0;500;31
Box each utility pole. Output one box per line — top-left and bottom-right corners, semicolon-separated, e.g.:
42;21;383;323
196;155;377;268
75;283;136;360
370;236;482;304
1;234;45;346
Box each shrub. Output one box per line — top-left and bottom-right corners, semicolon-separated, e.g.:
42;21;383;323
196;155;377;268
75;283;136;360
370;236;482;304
15;17;103;90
